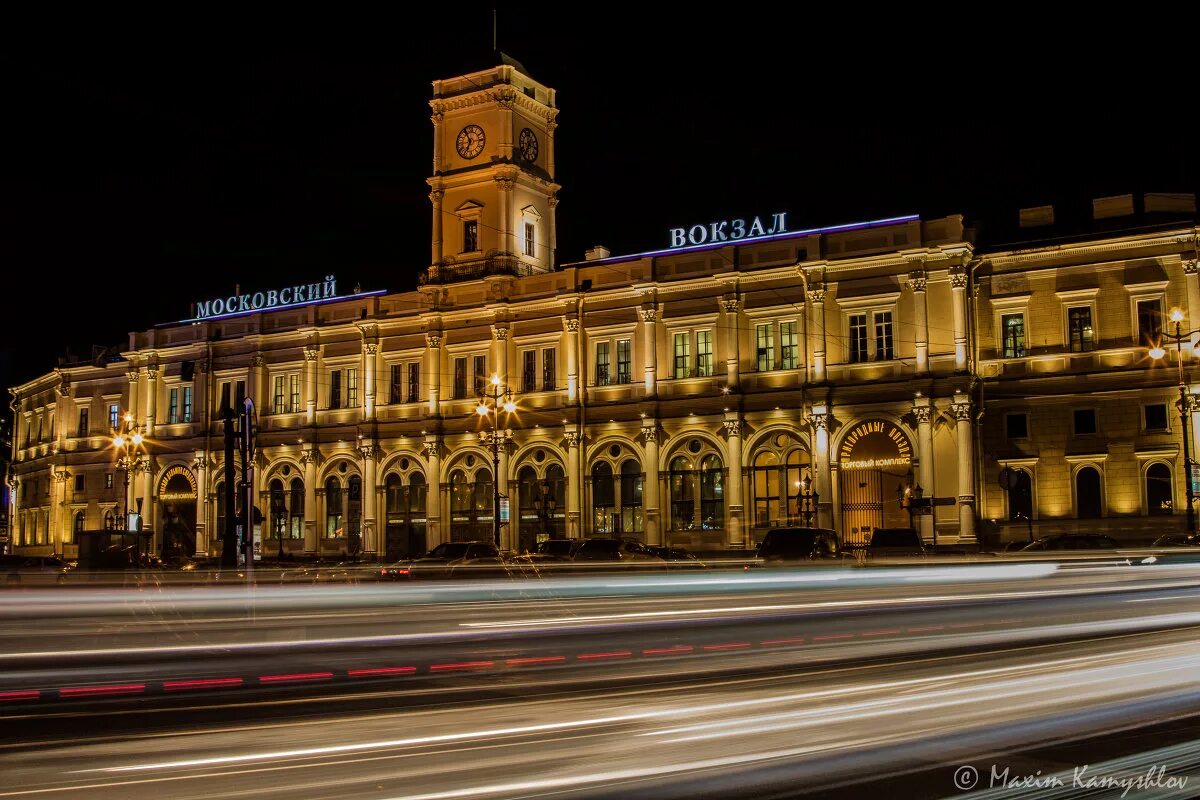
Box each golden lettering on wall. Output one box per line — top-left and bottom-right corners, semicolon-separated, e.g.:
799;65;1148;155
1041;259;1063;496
838;420;912;468
157;465;197;498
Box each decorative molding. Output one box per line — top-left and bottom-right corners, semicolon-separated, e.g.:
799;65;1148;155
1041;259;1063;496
949;401;973;421
912;405;933;424
718;297;741;314
425;332;443;349
808;413;829;431
299;449;320;466
641;425;658;444
564;318;580;333
364;343;379;355
949;269;968;289
250;355;264;368
957;494;976;503
491;324;510;341
303;347;320;362
1183;258;1198;275
563;431;583;448
806;289;826;304
421;440;441;460
721;419;741;437
638;308;657;323
358;444;379;460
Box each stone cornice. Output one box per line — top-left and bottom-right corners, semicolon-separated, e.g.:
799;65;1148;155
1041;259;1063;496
983;229;1197;269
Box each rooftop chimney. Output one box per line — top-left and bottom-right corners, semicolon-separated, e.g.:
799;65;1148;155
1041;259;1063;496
1018;205;1055;228
1092;194;1135;220
585;245;611;261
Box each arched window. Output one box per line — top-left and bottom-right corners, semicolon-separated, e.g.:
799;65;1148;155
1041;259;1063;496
325;476;343;537
1076;466;1103;519
1007;469;1033;522
620;459;644;535
450;467;493;542
1146;463;1173;516
517;466;539;533
73;510;85;538
752;451;780;527
104;508;115;531
269;479;287;540
669;455;697;531
347;475;363;549
289;478;304;538
386;473;405;518
449;469;470;518
407;472;426;516
700;454;724;529
592;462;615;533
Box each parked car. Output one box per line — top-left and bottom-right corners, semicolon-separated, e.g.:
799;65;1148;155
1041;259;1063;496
572;538;662;562
0;555;75;584
379;541;505;580
754;528;841;564
1019;534;1121;552
866;528;926;559
1152;533;1200;547
533;538;583;561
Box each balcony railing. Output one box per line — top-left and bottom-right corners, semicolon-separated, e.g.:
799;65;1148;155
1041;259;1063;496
419;256;535;286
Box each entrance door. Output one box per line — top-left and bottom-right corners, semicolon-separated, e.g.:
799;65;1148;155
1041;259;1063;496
159;473;197;560
384;474;427;561
840;469;884;547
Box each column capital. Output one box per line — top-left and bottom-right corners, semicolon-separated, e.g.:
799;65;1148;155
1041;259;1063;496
949;400;973;421
250;355;264;368
563;430;583;448
425;332;443;349
303;346;320;362
638;307;657;323
299;448;321;466
421;439;441;460
641;422;658;444
912;404;933;424
721;419;742;438
564;318;580;333
949;268;968;289
491;323;510;341
364;342;379;356
428;188;444;203
808;412;830;431
806;289;826;304
127;371;141;384
905;272;928;293
192;454;211;471
358;444;379;460
1183;257;1198;275
718;296;741;314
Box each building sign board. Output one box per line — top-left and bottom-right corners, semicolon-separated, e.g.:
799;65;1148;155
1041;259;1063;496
838;420;913;470
668;213;788;249
185;275;387;322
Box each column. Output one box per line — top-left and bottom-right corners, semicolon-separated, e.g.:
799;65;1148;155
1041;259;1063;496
810;406;834;530
250;355;266;412
425;332;442;416
1184;258;1200;355
126;370;141;424
195;361;210;432
950;267;969;372
720;297;741;390
640;306;658;397
497;436;512;551
139;458;155;543
913;395;935;545
547;194;559;269
907;268;930;375
144;365;158;435
360;443;378;557
363;342;378;420
564;315;580;402
423;437;443;545
429;186;444;267
491;324;510;386
642;421;661;546
193;454;208;556
808;289;827;383
303;345;320;425
565;427;582;538
495;172;515;255
950;392;977;543
301;448;319;554
52;470;70;553
723;414;745;547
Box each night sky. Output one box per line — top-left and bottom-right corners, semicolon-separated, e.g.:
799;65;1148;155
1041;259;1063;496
3;10;1194;391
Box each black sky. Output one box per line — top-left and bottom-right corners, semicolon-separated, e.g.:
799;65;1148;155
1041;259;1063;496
2;9;1195;390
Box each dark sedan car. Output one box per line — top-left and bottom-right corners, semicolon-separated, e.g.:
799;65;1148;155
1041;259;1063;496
866;528;926;559
1152;533;1200;547
0;555;74;584
379;541;505;580
1020;534;1121;552
572;538;662;562
754;528;841;564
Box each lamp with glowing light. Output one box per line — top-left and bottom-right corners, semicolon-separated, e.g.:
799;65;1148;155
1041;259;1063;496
1149;306;1198;534
797;473;818;527
474;374;519;547
111;411;147;531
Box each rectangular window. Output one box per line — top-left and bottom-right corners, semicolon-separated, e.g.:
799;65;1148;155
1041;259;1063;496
696;330;713;377
756;324;774;371
848;314;868;363
524;222;536;257
1068;306;1094;352
183;386;192;422
522;351;536;393
288;374;300;413
780;322;798;369
454;357;468;399
616;339;632;384
105;473;113;490
542;349;556;392
1002;313;1026;358
77;407;89;437
1006;413;1029;439
168;388;179;424
874;311;894;361
1073;408;1098;436
1137;299;1163;345
595;342;611;386
407;363;420;403
390;364;403;404
74;474;85;492
235;380;246;410
1145;403;1169;432
274;376;286;415
463;220;479;252
674;332;691;379
109;404;119;430
345;368;358;408
473;355;487;396
329;369;342;409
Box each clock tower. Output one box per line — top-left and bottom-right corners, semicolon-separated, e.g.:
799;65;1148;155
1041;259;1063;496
425;55;560;282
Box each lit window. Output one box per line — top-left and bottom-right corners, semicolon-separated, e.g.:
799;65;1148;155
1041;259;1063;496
874;311;894;361
542;349;556;392
616;339;632;384
673;333;690;379
696;330;713;377
848;315;868;363
1002;313;1026;358
1068;306;1094;352
463;220;479;253
595;342;610;386
407;363;420;403
780;322;798;370
288;374;300;413
346;368;358;408
756;324;774;371
273;376;286;415
1137;299;1162;345
168;388;179;424
522;351;536;393
524;222;536;257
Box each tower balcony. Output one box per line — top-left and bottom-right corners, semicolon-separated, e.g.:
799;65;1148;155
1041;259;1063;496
419;255;537;286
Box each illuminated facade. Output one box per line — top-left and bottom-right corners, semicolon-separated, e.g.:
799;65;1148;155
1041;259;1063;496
7;61;1199;559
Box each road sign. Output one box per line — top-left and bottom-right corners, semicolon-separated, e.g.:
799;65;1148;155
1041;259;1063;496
1191;464;1200;494
500;495;510;523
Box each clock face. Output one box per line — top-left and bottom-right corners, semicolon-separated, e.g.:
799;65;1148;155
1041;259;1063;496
456;125;485;159
518;128;538;163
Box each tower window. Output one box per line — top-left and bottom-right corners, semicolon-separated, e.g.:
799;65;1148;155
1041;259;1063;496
463;220;479;253
524;223;536;257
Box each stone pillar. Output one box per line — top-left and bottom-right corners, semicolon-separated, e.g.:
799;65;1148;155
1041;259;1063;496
546;193;559;269
810;407;834;530
303;345;320;425
907;269;930;375
565;427;582;538
425;332;442;416
640;306;658;397
144;366;158;435
7;476;20;549
720;297;741;390
250;355;266;416
301;448;319;554
950;268;969;372
52;470;70;553
808;289;827;383
913;395;935;545
138;458;155;545
491;324;510;386
642;421;661;546
723;413;745;547
495;173;515;255
564;315;580;402
195;361;210;431
950;392;976;543
423;437;443;545
429;187;444;267
126;370;140;425
1184;258;1200;355
363;342;378;420
360;443;378;557
497;435;512;551
193;454;208;556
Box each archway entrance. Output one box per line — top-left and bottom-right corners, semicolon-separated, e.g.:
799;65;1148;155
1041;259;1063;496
838;420;913;546
158;466;197;560
385;472;427;560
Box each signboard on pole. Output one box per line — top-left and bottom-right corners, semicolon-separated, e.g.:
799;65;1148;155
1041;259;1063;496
500;495;510;523
1190;464;1200;495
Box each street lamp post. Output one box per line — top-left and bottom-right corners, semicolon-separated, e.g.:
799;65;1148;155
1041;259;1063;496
533;480;557;543
797;473;818;527
896;468;924;533
1150;308;1198;535
111;412;145;532
476;375;517;548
